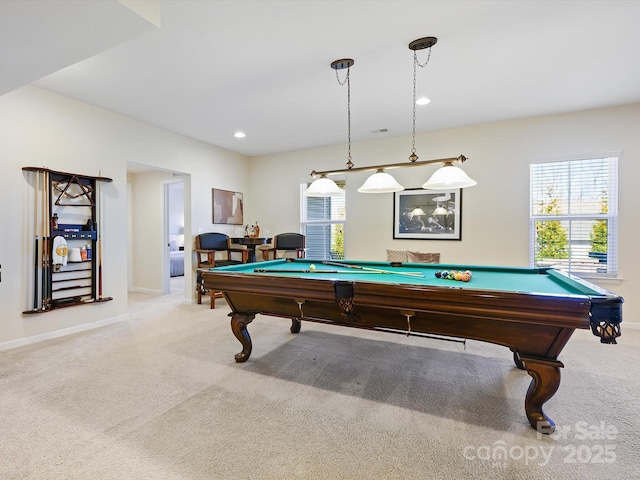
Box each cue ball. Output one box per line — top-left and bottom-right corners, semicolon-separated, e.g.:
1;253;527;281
309;264;316;270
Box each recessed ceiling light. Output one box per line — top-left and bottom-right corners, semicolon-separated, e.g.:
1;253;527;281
234;131;246;138
416;97;431;105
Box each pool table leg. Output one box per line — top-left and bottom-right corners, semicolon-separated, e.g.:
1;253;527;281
521;356;563;434
230;313;255;363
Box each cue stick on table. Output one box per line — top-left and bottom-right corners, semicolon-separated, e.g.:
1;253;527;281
254;269;374;274
321;261;424;277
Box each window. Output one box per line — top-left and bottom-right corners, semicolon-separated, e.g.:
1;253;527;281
301;180;346;260
530;155;618;276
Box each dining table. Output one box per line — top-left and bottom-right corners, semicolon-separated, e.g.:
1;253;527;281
231;237;272;263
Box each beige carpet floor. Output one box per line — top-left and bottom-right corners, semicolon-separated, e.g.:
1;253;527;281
1;284;638;479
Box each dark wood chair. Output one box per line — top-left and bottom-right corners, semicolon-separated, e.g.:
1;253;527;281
261;233;306;261
195;233;248;308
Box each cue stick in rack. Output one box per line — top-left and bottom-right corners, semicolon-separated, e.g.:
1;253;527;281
321;261;424;277
96;173;103;301
42;170;51;310
33;170;40;310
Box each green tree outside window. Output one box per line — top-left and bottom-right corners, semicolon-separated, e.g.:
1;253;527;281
536;186;568;260
590;194;608;253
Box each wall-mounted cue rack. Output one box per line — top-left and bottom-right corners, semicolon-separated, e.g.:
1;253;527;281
23;167;113;314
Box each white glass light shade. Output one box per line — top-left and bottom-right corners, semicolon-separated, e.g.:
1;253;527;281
304;176;344;197
410;207;426;216
357;170;404;193
422;164;477;190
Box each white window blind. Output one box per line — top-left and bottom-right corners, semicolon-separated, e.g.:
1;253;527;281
300;181;346;260
530;156;618;276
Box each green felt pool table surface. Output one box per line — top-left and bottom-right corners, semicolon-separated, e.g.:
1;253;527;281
215;258;605;297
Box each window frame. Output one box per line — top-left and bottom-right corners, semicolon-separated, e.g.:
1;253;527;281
529;154;618;278
300;179;346;260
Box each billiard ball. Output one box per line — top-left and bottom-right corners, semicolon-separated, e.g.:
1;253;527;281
461;273;470;282
435;271;442;278
309;264;316;270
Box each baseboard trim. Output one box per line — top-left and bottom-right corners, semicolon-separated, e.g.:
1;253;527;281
0;314;129;352
130;287;163;294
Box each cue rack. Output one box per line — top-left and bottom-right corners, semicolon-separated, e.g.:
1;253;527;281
22;167;113;314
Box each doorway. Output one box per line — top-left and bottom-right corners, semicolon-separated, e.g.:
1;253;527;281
127;163;190;300
164;180;185;294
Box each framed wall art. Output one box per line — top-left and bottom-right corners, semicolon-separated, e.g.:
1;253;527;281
212;189;244;225
393;188;462;240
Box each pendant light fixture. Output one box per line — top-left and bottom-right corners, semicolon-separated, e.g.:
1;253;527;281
306;36;477;196
303;174;344;197
304;59;354;197
422;161;477;189
407;37;476;190
357;169;404;193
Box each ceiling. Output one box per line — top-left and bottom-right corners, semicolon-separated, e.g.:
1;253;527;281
3;0;640;159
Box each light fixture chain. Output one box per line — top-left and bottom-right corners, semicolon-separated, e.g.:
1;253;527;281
408;51;420;162
409;46;433;162
412;51;417;156
333;60;353;169
334;67;348;86
416;46;432;68
346;66;352;168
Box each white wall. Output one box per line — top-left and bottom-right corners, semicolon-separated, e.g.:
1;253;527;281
249;103;640;324
0;86;249;347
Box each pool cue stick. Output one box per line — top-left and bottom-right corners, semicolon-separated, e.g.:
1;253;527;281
321;261;424;277
33;230;39;309
46;169;52;309
96;175;103;301
42;170;51;310
33;170;40;310
41;170;46;309
253;269;373;274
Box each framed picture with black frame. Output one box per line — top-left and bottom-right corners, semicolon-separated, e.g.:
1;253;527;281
212;189;244;225
393;188;462;240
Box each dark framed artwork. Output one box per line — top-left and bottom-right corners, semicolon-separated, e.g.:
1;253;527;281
393;188;462;240
212;189;244;225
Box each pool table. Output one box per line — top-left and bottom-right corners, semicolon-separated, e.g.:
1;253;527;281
202;258;623;433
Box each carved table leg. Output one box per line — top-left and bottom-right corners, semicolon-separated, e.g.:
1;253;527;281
290;318;301;333
230;313;255;363
520;356;563;434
